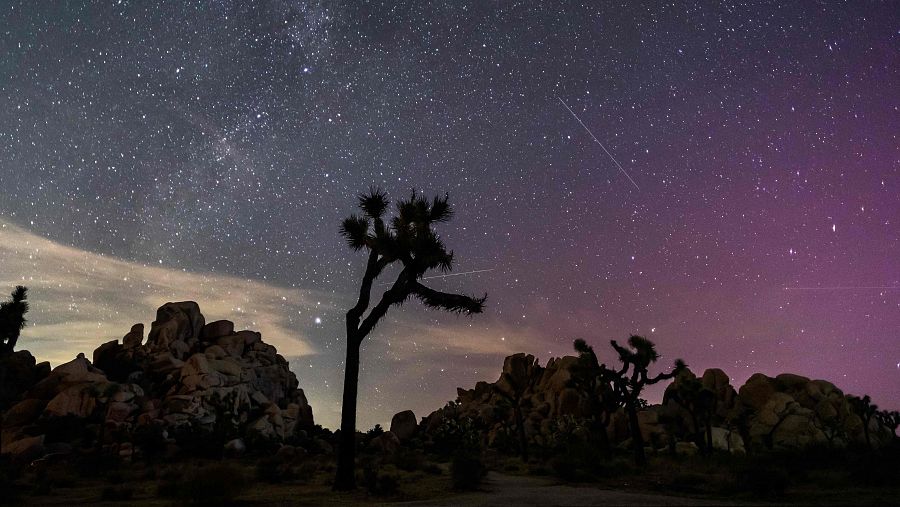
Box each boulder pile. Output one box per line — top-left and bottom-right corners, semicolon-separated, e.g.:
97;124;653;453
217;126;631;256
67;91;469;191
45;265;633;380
1;301;314;463
419;352;894;455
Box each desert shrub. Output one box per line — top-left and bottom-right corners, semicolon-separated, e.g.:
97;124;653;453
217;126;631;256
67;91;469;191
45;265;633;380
256;455;295;483
451;450;484;490
847;451;900;487
550;455;577;481
732;461;789;499
184;463;247;505
295;459;320;482
100;485;134;501
132;424;166;461
423;462;443;475
431;416;481;456
158;462;248;505
361;463;400;496
392;448;426;472
105;470;124;484
668;472;709;493
0;462;22;504
502;457;524;473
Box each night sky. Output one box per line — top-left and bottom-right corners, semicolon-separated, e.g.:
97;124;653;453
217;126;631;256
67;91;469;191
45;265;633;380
1;1;897;429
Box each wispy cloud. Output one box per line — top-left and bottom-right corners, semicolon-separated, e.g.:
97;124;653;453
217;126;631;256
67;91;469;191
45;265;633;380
0;220;551;428
0;220;330;366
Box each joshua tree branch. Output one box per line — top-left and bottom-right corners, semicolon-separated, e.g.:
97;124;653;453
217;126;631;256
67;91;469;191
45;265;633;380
348;249;380;321
356;268;412;342
409;281;485;315
648;369;678;385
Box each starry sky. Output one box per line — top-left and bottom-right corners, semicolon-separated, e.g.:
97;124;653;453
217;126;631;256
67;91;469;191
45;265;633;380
1;1;898;429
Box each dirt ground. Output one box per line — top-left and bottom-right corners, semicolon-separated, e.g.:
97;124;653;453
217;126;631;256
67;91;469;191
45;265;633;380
401;472;738;506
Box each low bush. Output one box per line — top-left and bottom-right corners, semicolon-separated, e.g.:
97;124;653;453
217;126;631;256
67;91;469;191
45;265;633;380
157;462;248;506
100;485;134;501
451;450;484;490
361;463;400;496
256;456;294;483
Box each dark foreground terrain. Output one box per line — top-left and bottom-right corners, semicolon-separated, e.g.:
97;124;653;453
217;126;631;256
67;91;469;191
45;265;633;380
3;443;899;506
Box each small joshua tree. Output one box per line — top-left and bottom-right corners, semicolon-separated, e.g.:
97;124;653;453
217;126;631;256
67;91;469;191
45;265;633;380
334;189;486;490
0;286;28;354
876;409;900;440
493;356;541;461
849;395;878;449
606;335;685;466
570;339;622;450
667;375;716;453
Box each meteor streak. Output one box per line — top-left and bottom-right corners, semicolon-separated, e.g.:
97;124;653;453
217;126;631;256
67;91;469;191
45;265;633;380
376;268;495;286
557;96;640;190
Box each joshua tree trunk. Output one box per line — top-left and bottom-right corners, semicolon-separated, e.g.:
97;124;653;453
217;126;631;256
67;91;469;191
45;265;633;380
335;335;361;490
626;399;646;466
705;416;713;454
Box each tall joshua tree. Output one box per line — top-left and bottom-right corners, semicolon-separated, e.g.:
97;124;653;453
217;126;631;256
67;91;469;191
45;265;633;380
0;286;29;354
334;189;486;490
606;335;685;466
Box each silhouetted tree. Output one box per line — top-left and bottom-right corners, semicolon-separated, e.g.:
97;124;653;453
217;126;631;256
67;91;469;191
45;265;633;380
606;335;685;466
493;356;541;461
667;375;716;453
876;409;900;440
849;395;878;449
0;286;28;354
570;339;622;450
334;189;486;490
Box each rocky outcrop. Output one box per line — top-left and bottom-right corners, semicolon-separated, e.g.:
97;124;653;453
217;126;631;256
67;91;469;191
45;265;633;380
423;353;894;456
0;302;314;462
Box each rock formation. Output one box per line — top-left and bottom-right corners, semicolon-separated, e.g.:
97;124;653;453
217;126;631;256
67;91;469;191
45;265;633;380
1;302;314;463
421;353;894;456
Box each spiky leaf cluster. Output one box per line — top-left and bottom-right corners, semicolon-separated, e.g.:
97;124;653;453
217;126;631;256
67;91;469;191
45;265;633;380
341;189;485;319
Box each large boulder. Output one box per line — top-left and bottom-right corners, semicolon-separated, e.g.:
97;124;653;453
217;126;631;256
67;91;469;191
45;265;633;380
146;301;205;358
738;373;776;412
0;434;45;463
390;410;418;441
0;349;50;411
370;431;401;454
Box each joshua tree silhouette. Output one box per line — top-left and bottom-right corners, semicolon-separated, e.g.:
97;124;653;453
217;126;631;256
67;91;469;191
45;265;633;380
849;394;879;449
493;356;541;461
667;375;716;453
0;286;28;354
606;335;685;466
570;338;622;450
334;189;486;490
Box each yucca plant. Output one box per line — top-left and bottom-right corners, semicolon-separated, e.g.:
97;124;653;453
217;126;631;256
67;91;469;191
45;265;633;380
333;189;486;490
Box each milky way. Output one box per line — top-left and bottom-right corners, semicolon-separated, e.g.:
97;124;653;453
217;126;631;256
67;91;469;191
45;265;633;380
1;2;897;428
